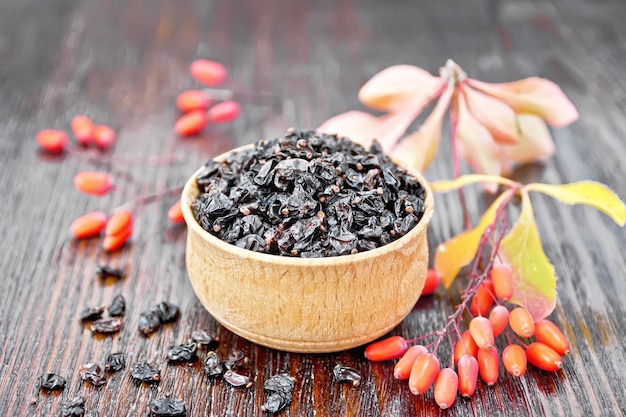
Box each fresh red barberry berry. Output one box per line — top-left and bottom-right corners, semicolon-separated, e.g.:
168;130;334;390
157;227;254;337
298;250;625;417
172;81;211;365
488;305;510;337
105;210;133;237
394;345;428;380
457;354;479;397
176;90;211;113
491;264;514;300
364;336;408;361
207;100;240;123
421;269;440;295
408;353;440;395
434;368;458;409
71;115;95;146
509;307;535;338
453;330;479;363
190;59;228;87
469;316;495;351
502;344;527;377
477;347;499;386
535;320;570;355
74;171;114;196
102;225;132;252
93;125;116;150
36;129;69;154
470;281;495;316
526;342;563;371
167;200;185;224
174;110;208;137
70;211;108;239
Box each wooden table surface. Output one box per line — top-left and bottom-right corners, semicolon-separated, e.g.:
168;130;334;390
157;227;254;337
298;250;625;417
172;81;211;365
1;0;625;416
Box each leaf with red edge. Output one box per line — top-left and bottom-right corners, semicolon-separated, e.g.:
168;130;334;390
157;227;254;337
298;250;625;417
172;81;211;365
500;114;555;172
435;189;514;287
358;65;444;112
391;85;454;172
467;77;578;127
462;84;521;144
499;191;556;321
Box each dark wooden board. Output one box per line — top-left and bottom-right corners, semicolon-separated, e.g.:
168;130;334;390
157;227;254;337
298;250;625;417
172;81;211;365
1;0;625;415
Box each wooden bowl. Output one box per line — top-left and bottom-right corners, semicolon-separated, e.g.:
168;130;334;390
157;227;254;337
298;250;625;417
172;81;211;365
181;145;434;353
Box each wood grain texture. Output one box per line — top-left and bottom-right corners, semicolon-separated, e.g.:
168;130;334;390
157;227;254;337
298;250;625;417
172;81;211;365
0;0;625;416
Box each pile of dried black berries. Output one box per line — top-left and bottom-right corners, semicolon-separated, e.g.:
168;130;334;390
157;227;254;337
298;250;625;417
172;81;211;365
192;130;426;257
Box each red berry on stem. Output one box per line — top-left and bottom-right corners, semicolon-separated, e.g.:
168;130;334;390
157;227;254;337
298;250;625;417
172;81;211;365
469;316;495;351
491;264;514;300
526;342;563;371
105;210;133;237
488;305;510;337
93;125;116;150
477;347;499;386
470;281;495;316
174;110;208;137
176;90;211;113
167;200;185;224
434;368;458;409
364;336;408;361
535;320;570;355
207;100;241;123
71;115;95;146
408;353;440;395
74;171;114;196
457;354;479;397
453;330;479;363
36;129;69;154
509;307;535;338
421;269;440;295
190;59;228;87
502;344;527;377
394;345;428;380
70;211;108;239
102;225;132;252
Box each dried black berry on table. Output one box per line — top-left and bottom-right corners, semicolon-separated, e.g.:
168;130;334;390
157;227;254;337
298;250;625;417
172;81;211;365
79;306;105;321
95;265;124;279
105;352;126;372
260;373;295;413
130;362;160;383
156;301;180;323
39;373;66;391
62;396;85;417
167;342;198;363
108;294;126;317
191;329;218;346
148;397;186;417
224;349;245;370
204;351;224;378
223;370;251;388
333;364;362;387
79;362;106;386
192;131;426;258
90;317;123;333
138;310;161;335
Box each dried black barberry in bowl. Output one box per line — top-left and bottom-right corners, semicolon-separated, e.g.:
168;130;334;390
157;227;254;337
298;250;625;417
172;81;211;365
182;130;434;353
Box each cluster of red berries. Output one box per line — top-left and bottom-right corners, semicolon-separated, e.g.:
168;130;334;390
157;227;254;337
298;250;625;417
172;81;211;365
365;264;570;409
36;115;116;155
174;59;241;137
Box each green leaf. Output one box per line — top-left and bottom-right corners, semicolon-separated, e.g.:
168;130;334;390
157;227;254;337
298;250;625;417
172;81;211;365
526;181;626;227
499;191;556;321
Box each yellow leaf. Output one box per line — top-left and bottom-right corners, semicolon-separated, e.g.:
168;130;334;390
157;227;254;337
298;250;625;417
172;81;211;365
435;190;513;287
499;191;556;321
431;174;516;193
526;181;626;227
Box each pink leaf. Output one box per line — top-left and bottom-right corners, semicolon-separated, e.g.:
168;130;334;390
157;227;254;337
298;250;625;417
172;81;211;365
500;114;555;172
462;84;522;144
391;85;454;172
358;65;444;112
468;78;578;127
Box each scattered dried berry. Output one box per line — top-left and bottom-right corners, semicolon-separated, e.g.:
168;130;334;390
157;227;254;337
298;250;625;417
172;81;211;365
148;397;186;417
36;129;69;154
191;329;218;346
71;115;95;146
39;373;66;391
167;343;198;363
131;362;160;383
223;370;251;388
224;349;245;370
207;100;240;123
332;364;361;387
93;125;116;150
190;59;227;87
204;351;224;378
105;352;126;372
260;373;295;414
62;396;85;417
138;310;161;335
90;317;123;333
79;362;106;386
176;90;210;113
156;301;180;323
95;265;125;279
74;171;114;196
70;211;108;239
79;305;105;321
108;295;126;317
